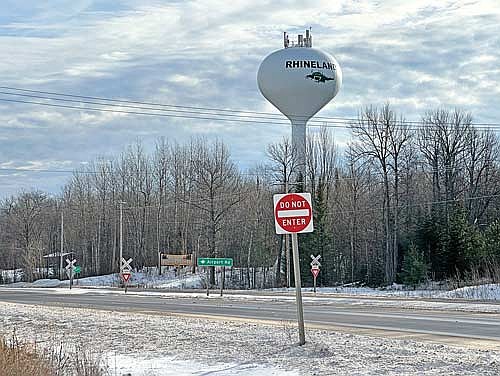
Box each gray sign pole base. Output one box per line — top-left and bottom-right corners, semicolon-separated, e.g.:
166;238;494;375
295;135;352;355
291;233;305;346
206;267;210;297
220;266;224;297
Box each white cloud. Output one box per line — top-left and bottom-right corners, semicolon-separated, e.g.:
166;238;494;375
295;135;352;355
1;0;500;197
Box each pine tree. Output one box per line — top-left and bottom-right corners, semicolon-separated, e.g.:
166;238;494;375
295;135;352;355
400;243;428;288
299;187;330;287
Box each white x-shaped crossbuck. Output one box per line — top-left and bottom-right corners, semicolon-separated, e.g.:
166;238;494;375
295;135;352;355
65;258;76;270
121;257;133;272
310;254;321;267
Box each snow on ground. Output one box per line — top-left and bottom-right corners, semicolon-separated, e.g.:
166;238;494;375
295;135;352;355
62;269;205;289
278;283;500;301
3;269;206;290
109;355;298;376
0;302;499;375
437;284;500;300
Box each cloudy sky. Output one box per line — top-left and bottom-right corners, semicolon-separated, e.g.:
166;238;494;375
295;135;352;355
1;0;500;198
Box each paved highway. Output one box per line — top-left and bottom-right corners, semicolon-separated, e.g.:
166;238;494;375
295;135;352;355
1;288;500;347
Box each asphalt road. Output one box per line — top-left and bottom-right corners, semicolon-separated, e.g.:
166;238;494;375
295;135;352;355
1;288;500;347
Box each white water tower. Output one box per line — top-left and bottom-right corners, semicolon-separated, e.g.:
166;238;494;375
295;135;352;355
257;29;342;180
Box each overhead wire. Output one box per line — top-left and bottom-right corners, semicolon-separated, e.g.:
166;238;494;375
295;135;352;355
2;85;500;126
327;193;500;216
4;95;500;133
2;86;500;130
2;157;499;180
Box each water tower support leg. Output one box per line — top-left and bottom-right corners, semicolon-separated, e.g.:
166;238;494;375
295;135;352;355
291;120;307;182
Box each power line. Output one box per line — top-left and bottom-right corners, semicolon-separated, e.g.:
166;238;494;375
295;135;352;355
2;86;500;130
1;85;305;119
0;167;274;177
0;90;311;124
327;193;500;216
3;159;500;181
0;168;83;174
0;89;354;127
4;96;499;133
0;97;295;127
4;85;500;126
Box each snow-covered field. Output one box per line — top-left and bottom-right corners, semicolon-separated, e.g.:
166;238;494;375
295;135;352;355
0;302;499;375
296;284;500;301
4;269;207;289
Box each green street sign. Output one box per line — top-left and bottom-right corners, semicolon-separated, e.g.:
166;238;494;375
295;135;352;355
74;266;81;274
197;258;233;267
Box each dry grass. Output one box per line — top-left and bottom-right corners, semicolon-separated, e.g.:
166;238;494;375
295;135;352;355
0;333;54;376
0;332;107;376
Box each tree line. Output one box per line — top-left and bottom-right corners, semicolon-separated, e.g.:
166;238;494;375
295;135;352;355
1;105;500;287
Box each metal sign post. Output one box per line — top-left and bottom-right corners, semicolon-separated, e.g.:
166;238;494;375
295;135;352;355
206;269;210;297
273;193;314;346
291;233;305;345
220;266;224;297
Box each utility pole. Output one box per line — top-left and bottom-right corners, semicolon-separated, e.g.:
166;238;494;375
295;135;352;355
60;210;64;280
119;201;123;274
285;179;290;288
157;205;161;276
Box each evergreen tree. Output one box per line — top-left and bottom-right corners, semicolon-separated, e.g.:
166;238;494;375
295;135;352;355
482;220;500;262
415;212;444;279
400;243;428;288
299;186;330;286
440;208;483;275
416;207;483;279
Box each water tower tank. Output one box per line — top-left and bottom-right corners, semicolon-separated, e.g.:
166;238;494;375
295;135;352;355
257;30;342;179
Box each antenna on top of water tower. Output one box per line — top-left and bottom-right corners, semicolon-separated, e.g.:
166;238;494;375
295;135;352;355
258;28;342;186
284;28;312;49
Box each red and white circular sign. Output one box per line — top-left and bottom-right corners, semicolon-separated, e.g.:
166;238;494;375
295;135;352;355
273;193;313;234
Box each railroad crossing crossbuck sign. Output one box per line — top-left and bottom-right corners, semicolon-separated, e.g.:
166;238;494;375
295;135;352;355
120;257;133;273
65;258;77;278
273;193;314;234
310;254;321;268
310;254;321;279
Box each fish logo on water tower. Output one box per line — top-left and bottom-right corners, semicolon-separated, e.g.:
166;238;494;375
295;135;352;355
257;29;342;178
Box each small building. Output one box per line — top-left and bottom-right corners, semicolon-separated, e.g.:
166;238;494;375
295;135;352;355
42;252;75;279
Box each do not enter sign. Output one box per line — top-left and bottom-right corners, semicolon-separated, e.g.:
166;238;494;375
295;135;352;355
273;193;314;234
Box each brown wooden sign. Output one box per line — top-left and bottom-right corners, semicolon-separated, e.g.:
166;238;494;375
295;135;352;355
160;253;193;266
